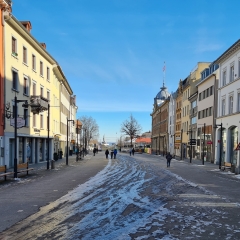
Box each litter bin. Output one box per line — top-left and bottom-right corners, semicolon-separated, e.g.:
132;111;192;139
51;160;55;169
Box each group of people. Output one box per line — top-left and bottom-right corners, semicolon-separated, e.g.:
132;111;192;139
129;148;135;156
105;149;117;159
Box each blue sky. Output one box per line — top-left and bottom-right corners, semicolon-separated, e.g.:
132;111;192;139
12;0;240;142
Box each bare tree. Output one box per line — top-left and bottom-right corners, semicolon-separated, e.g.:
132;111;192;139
121;114;142;147
80;116;99;147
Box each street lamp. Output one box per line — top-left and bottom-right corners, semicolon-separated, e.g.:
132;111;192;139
187;128;194;163
201;123;206;165
76;120;82;161
215;123;223;169
66;118;74;165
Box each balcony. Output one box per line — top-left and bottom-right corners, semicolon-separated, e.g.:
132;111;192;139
30;95;48;114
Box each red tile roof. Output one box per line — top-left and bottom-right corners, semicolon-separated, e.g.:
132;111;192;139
135;137;151;143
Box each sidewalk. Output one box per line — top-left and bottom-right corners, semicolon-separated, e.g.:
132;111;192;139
0;152;107;232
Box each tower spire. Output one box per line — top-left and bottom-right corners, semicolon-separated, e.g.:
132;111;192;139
162;61;166;89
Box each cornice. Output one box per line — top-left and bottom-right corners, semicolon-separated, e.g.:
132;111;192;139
5;14;57;65
53;65;73;95
215;39;240;64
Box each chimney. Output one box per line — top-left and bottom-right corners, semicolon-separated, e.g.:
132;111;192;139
20;21;32;32
40;43;46;49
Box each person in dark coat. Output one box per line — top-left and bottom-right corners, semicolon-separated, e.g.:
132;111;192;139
129;149;132;156
132;148;135;156
93;148;96;156
110;150;114;159
105;149;109;159
166;152;173;167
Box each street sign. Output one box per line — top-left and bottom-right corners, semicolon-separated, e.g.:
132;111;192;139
235;142;240;151
10;117;25;128
189;139;196;145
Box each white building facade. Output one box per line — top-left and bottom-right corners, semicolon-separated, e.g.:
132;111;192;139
215;40;240;172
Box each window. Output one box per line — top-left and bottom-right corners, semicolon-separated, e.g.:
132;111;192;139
40;61;43;76
238;60;240;78
32;54;36;70
47;67;50;81
12;37;17;54
206;108;209;117
222;99;226;116
202;109;205;118
191;100;196;109
23;76;28;95
33;114;36;127
33;82;36;95
199;92;202;101
222;71;226;86
238;92;240;112
203;90;205;99
40;87;43;97
210;86;213;96
12;69;18;91
40;114;43;128
198;111;201;119
206;88;209;97
24;109;28;127
229;95;233;114
47;91;50;101
23;46;27;63
209;107;212;116
230;65;234;82
191;116;197;124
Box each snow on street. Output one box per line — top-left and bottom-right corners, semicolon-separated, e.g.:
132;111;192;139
1;154;240;239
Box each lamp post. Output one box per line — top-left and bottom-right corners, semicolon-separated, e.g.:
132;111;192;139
14;96;28;178
187;128;193;163
180;129;183;160
171;133;175;156
202;123;206;165
47;103;50;169
76;120;82;161
215;123;223;169
66;118;74;165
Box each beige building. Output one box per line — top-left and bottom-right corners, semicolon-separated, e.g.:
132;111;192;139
181;62;210;160
174;80;183;157
196;63;219;163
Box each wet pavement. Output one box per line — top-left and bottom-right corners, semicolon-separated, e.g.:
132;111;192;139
0;152;240;239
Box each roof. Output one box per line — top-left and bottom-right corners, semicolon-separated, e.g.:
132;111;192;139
215;39;240;64
135;138;151;143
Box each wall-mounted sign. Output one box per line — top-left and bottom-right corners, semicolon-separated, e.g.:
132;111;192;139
34;128;40;133
10;118;25;128
207;141;213;145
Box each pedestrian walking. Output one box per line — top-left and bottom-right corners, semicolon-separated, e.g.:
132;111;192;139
105;149;109;159
129;149;132;156
132;148;135;156
110;150;114;159
93;148;96;156
166;152;173;167
113;149;117;159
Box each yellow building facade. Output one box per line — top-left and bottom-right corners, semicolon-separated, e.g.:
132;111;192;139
3;14;63;167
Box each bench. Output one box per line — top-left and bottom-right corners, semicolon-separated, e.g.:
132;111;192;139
0;165;13;181
221;162;232;171
17;162;34;175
